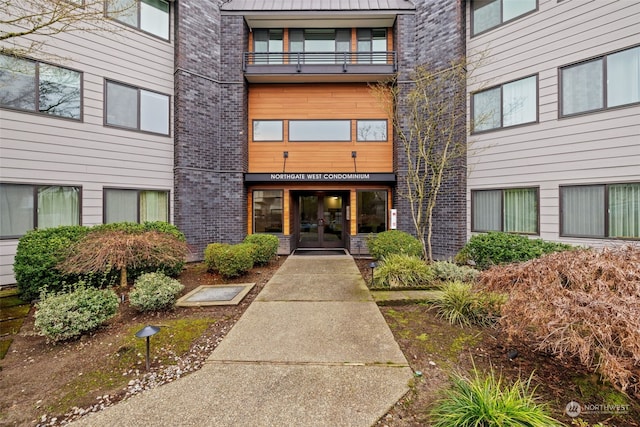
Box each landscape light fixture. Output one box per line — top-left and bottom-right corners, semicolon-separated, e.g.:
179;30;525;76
369;262;377;287
135;325;161;371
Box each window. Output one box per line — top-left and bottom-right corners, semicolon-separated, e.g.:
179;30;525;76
561;46;640;116
253;190;283;233
357;120;387;141
289;120;351;142
105;81;169;135
104;189;169;224
472;188;538;234
472;0;537;35
0;55;81;119
357;29;388;64
253;120;283;141
357;191;387;233
561;183;640;239
253;29;283;64
107;0;169;40
289;29;350;64
472;75;537;132
0;184;80;238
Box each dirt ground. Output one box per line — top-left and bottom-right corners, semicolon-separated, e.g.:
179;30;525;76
1;256;639;427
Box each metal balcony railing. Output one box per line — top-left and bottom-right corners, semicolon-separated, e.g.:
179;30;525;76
242;51;398;73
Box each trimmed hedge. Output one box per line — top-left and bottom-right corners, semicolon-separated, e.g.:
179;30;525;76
34;285;119;342
455;232;574;270
14;222;186;301
366;230;423;260
204;242;255;278
243;234;279;265
129;272;184;312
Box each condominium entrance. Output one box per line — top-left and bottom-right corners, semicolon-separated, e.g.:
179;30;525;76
296;192;346;248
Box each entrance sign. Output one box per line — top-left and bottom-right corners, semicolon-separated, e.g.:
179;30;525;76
244;173;396;183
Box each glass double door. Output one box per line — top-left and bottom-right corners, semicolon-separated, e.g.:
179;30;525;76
298;193;345;248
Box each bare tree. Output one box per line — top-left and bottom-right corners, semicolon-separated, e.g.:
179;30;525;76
1;0;131;57
372;57;470;261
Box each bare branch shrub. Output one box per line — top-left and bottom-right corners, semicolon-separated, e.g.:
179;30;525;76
58;230;189;288
479;246;640;397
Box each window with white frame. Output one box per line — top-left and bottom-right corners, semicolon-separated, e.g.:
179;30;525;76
472;75;537;132
0;184;81;238
472;188;538;234
105;80;169;135
107;0;169;40
561;46;640;116
561;183;640;239
104;189;169;224
472;0;537;36
0;55;81;119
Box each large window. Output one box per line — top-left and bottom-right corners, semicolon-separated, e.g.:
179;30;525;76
104;189;169;223
472;75;537;132
253;120;283;141
472;0;537;36
105;80;169;135
357;29;387;64
472;188;538;234
107;0;169;40
289;120;351;142
0;55;81;119
357;120;387;141
0;184;80;238
253;29;283;64
289;29;350;63
357;190;387;233
561;183;640;239
561;46;640;116
253;190;283;233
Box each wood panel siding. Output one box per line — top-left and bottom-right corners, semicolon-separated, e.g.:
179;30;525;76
466;0;640;246
248;83;392;173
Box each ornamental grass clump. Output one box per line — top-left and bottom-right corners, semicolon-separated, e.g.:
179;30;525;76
479;246;640;398
432;261;479;283
430;367;563;427
372;254;434;288
34;284;119;342
129;272;184;312
427;281;505;327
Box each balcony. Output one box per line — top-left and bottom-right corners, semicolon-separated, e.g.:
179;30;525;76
243;51;397;83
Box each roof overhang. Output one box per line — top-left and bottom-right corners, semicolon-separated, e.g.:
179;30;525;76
228;12;406;29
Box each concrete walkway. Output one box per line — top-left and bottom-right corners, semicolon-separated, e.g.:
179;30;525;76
73;255;413;427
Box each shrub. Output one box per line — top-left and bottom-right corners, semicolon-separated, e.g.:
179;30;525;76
34;284;119;342
204;243;230;272
372;254;434;288
129;272;184;312
14;226;90;301
243;234;279;265
455;232;574;270
366;230;423;260
479;246;640;397
432;261;479;282
428;281;505;327
205;243;254;278
430;368;563;427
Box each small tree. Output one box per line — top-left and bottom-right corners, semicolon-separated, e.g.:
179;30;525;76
58;230;189;288
372;58;469;261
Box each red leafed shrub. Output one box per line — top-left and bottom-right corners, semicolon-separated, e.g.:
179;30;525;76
479;245;640;397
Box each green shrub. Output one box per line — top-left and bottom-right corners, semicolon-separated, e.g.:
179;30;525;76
366;230;423;260
243;234;279;265
129;272;184;312
372;254;434;288
428;281;505;327
430;368;563;427
205;243;254;278
455;232;574;270
14;226;91;301
34;285;119;342
432;261;479;283
204;243;230;272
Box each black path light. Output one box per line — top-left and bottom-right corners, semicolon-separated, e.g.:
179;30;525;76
369;262;377;287
135;325;161;371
